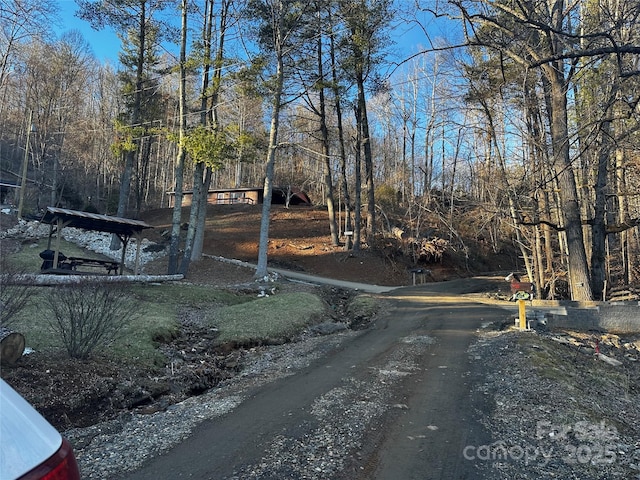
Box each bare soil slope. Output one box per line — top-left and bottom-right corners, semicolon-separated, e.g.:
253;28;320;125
139;203;474;286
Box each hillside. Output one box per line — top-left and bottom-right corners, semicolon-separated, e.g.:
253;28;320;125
138;203;519;287
0;202;519;432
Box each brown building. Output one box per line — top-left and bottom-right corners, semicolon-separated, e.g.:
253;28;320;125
167;187;311;208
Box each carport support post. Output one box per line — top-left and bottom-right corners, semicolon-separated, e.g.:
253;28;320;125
133;233;143;275
53;219;63;268
52;218;71;268
116;233;129;275
518;299;527;330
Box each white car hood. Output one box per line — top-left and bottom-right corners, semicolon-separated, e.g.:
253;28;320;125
0;379;62;479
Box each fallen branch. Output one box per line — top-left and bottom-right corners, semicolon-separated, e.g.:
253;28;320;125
596;353;622;367
4;274;184;286
288;243;314;250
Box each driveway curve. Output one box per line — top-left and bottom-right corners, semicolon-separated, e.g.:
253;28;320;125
124;277;511;480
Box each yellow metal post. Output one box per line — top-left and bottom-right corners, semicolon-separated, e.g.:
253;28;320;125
518;299;527;330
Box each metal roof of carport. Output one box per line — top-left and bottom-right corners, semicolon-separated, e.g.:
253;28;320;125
39;207;153;275
41;207;153;236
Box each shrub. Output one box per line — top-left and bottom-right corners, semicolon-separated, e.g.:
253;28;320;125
44;282;141;359
377;184;399;209
0;261;34;328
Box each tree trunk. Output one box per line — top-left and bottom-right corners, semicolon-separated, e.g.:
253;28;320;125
615;147;631;284
255;36;285;278
590;118;612;300
545;65;592;301
168;0;188;274
111;0;147;249
356;73;375;242
0;327;25;365
328;14;352;250
533;223;545;293
185;0;227;270
180;162;204;275
316;31;339;246
192;167;212;261
183;0;213;273
352;103;362;253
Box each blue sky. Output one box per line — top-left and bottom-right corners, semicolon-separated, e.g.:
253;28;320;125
56;0;442;67
58;0;122;62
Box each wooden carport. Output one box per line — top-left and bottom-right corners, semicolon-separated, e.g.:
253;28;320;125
40;207;153;275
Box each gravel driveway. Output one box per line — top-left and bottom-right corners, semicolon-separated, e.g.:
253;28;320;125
67;280;640;480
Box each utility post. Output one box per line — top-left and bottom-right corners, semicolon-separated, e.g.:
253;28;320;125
518;299;528;330
17;111;35;219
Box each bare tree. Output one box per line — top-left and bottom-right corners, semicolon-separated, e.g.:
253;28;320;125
0;0;56;118
246;0;312;279
450;0;640;300
337;0;393;244
297;0;340;246
168;0;188;274
78;0;167;224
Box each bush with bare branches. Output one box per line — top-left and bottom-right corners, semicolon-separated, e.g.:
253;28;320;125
44;282;141;359
0;261;34;328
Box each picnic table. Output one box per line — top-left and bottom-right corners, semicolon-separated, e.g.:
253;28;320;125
39;250;120;275
66;257;120;275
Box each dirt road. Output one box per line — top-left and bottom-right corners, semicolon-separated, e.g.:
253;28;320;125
124;281;509;479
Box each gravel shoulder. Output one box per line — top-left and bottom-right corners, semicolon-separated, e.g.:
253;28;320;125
469;328;640;479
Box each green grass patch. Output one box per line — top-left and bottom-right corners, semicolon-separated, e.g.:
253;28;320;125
211;292;326;345
108;304;177;367
9;285;178;367
8;282;249;367
347;294;379;318
7;283;326;368
130;282;247;307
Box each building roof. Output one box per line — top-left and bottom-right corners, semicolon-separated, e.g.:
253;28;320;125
167;187;262;195
40;207;153;237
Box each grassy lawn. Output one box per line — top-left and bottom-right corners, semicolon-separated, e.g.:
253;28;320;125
3;242;333;367
211;292;326;345
6;281;330;367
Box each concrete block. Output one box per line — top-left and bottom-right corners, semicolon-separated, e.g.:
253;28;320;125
546;303;640;333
